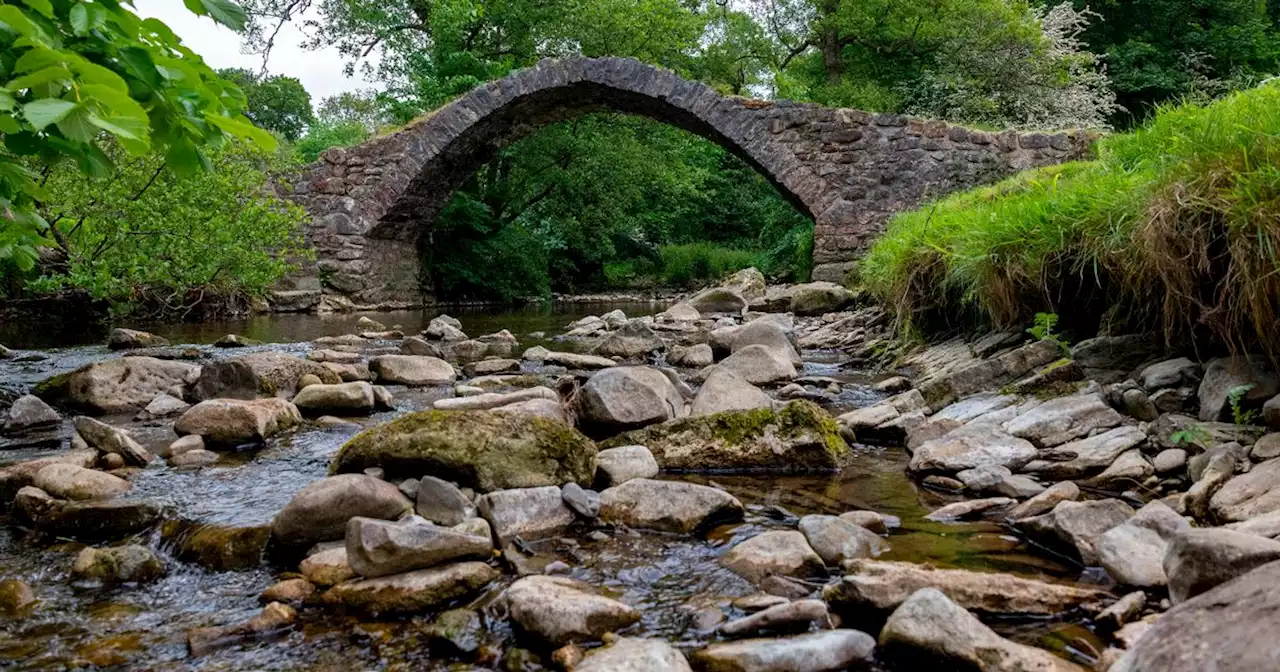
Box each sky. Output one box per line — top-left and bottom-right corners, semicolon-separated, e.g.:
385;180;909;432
132;0;368;103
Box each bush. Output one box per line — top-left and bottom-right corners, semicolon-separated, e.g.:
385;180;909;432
861;81;1280;353
658;243;759;288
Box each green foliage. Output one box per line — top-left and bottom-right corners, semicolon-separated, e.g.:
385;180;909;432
294;121;370;163
0;0;275;272
23;142;309;314
860;81;1280;355
217;68;315;141
1228;384;1260;425
657;243;758;288
1171;425;1213;449
1027;312;1070;355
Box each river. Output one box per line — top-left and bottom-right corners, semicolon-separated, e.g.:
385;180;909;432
0;305;1102;669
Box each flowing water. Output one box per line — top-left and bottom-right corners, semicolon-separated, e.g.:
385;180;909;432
0;305;1104;670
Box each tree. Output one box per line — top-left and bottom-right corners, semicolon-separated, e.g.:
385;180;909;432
217;67;315;140
0;0;276;272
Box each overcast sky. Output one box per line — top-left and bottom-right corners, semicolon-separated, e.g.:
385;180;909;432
133;0;367;104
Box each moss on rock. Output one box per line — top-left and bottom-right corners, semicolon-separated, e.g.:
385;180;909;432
331;410;597;492
602;399;850;471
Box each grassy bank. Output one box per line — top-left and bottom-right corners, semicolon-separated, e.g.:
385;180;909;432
861;81;1280;353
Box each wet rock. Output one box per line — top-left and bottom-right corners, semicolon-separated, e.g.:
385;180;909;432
561;482;600;518
72;545;164;583
290;381;379;415
38;356;200;414
925;498;1015;522
908;425;1036;474
826;559;1105;618
192;352;337;401
694;629;875;672
164;434;205;459
174;398;302;447
1004;393;1124;447
1164;527;1280;603
719;599;827;638
478;486;576;545
108;328;168;350
401;335;444;358
450;339;489;360
4;395;59;433
838;510;894;534
689;287;747;314
599;478;743;534
593;320;665;359
159;521;270;571
187;601;296;656
73;417;152;466
135;393;190;421
537;349;617;370
503;575;641;645
922;475;965;491
422;607;486;656
1198;355;1279;422
367;354;456;387
723;530;825;584
213;334;259;348
797;514;887;566
733;594;791;612
0;578;35;614
1020;425;1147;479
691;368;772;416
0;451;98;504
1018;499;1135;564
333;410;597;492
270;474;411;552
717;345;797;385
1096;500;1190;587
165;448;215;469
878;588;1086;671
299;545;353;586
308;349;362;364
605;400;849;471
576;636;692;671
260;578;315;605
593;445;660;488
1209;457;1280;522
33;463;130;500
462;358;521;377
1095;591;1145;632
323;561;498;615
434;386;559;412
16;488;162;540
345;515;492;578
577;366;684;433
415;476;476;526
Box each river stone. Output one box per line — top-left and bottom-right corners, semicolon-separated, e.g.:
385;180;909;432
187;601;297;657
672;343;714;368
719;599;828;638
415;476;476;525
691;368;772;416
135;393;190;421
723;530;824;584
577;366;684;434
878;588;1087;671
661;302;702;322
593;445;660;488
1019;499;1135;564
299;546;353;586
1198;355;1279;421
544;350;617;370
577;637;692;672
1004;393;1124;447
1020;425;1147;479
72;544;164;583
717;345;797;385
908;424;1036;474
593;320;665;359
323;561;498;616
0;578;35;614
4;394;59;432
463;358;521;377
332;410;597;492
1154;448;1189;474
156;520;270;571
924;497;1015;522
604;401;849;471
838;510;894;534
15;487;162;540
291;382;378;415
0;450;97;504
503;575;641;645
345;515;492;578
689;287;747;314
174;398;302;447
37;356;199;414
400;335;444;358
1209;457;1280;522
598;478;743;534
367;355;456;387
1163;527;1280;603
561;482;600;518
1096;500;1190;587
731;320;801;365
1140;357;1200;391
433;387;559;412
478;486;576;545
192;352;338;401
694;629;875;672
270;474;411;552
493;397;567;422
33;463;130;501
73;417;152;466
788;281;853;316
797;514;887;566
108;328;168;350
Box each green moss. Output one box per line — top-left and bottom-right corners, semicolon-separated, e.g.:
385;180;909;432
32;371;72;403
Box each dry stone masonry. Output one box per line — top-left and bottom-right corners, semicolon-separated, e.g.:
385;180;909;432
284;57;1090;312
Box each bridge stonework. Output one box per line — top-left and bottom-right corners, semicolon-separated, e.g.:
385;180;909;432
279;57;1090;312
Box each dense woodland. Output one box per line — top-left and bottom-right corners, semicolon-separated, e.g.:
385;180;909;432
1;0;1279;311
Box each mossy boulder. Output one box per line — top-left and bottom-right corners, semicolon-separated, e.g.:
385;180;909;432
159;519;271;571
331;410;598;492
601;400;850;471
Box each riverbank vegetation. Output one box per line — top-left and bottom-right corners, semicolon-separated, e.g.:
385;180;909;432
861;80;1280;355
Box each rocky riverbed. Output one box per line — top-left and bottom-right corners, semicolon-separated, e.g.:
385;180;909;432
2;268;1278;671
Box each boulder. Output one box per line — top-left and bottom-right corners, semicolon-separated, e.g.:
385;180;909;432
693;630;875;672
1198;355;1279;421
433;387;559;412
599;478;743;534
270;474;411;552
401;336;444;358
604;401;850;472
908;425;1036;474
1019;499;1134;564
577;367;684;433
878;588;1086;671
368;355;456;386
1141;357;1201;391
291;381;379;415
192;352;338;401
797;514;887;566
174;398;302;446
1081;449;1155;487
690;368;772;416
838;510;895;534
213;334;259;348
463;358;522;377
424;316;467;341
503;575;641;645
1003;393;1124;447
108;328;168;350
1019;425;1146;479
717;345;797;385
0;578;35;614
561;482;600;518
4;395;59;432
825;560;1106;618
1096;500;1190;587
540;350;617;370
924;498;1015;522
15;488;162;540
345;516;492;578
73;416;152;466
135;393;190;421
1164;527;1280;603
689;287;747;314
45;357;201;413
0;450;97;504
593;320;665;359
1154;448;1189;474
577;637;692;672
478;486;576;545
722;530;825;583
1210;457;1280;522
661;302;702;322
731;320;801;365
594;445;660;488
332;410;597;492
789;282;854;316
671;343;714;368
72;544;164;583
415;476;476;526
33;463;130;500
299;546;353;586
725;267;767;301
323;561;498;616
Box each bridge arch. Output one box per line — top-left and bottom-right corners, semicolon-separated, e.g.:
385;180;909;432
283;57;1090;312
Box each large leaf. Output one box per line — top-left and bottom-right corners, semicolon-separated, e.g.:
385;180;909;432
69;3;90;35
205;112;277;151
23;98;76;129
56;104;97;144
7;65;72;91
19;0;54;19
183;0;248;31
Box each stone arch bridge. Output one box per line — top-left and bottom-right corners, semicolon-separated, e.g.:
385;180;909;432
279;57;1090;312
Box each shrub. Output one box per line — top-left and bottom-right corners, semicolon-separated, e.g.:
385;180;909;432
658;243;758;288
